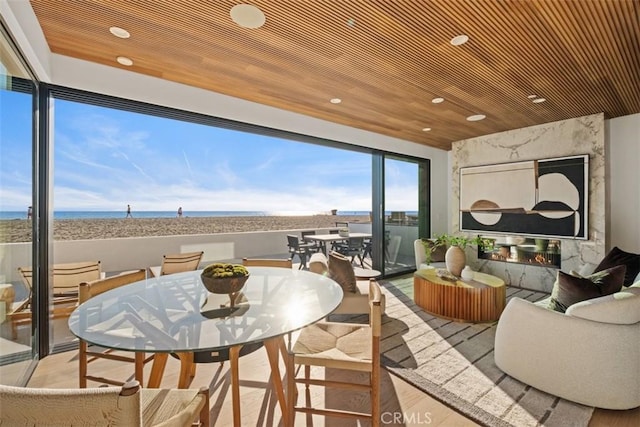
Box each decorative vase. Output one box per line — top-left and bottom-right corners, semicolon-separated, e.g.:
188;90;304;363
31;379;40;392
445;246;466;277
460;265;474;280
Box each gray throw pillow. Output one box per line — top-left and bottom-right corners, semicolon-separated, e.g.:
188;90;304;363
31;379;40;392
328;251;357;293
548;265;626;313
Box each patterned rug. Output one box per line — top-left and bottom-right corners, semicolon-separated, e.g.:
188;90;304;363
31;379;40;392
378;275;594;427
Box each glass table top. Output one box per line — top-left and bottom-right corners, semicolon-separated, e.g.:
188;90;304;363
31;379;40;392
68;267;343;353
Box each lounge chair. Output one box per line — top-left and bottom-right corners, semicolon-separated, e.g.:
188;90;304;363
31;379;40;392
9;261;102;339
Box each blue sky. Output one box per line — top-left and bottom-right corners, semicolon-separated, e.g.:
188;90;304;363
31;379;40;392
2;91;419;213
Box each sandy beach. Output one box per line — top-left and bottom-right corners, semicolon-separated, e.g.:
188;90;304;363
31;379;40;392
0;215;370;243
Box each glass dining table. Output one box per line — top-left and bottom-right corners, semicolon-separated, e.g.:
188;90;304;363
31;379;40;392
68;266;343;427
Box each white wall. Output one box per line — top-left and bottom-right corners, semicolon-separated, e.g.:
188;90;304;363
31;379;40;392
607;113;640;253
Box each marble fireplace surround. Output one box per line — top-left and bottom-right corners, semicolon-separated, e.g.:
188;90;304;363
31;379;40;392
451;114;605;294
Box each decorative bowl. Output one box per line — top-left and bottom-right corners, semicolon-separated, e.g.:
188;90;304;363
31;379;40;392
200;274;249;294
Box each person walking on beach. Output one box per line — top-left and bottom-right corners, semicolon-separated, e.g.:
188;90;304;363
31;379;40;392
126;204;133;218
27;206;32;220
177;207;183;218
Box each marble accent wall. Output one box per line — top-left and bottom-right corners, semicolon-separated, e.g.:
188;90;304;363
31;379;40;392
451;114;605;293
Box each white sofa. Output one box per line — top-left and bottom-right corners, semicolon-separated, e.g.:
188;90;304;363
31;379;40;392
308;252;385;315
494;281;640;410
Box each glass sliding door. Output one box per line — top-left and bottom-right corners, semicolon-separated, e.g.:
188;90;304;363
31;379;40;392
377;155;429;276
0;25;38;385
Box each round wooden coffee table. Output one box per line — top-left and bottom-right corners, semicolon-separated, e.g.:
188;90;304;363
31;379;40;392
413;268;506;322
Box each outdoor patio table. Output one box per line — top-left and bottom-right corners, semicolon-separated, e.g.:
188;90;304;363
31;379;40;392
303;232;372;255
69;267;343;427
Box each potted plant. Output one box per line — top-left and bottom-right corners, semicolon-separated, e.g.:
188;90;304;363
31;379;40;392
430;234;494;276
200;263;249;307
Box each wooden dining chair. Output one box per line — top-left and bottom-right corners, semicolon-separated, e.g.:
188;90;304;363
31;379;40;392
286;279;382;426
149;251;204;277
77;269;155;388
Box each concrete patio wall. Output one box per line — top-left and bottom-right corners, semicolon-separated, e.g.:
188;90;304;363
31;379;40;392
1;227;341;283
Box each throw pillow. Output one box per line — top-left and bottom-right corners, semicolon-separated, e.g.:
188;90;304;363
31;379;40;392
328;251;357;293
593;246;640;286
548;265;626;313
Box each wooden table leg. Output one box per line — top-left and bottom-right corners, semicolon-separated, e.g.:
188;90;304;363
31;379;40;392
229;345;241;427
147;353;168;388
264;337;288;425
176;352;195;389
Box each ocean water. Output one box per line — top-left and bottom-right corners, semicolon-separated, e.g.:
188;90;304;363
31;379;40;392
0;210;375;220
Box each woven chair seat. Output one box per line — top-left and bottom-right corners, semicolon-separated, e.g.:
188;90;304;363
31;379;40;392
292;322;372;371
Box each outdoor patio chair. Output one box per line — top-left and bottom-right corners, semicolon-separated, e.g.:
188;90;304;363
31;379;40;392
149;251;204;277
300;230;323;253
77;268;154;388
334;236;366;267
0;380;209;427
286;279;382;426
286;235;314;269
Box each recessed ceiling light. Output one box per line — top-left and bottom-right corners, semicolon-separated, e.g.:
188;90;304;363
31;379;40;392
467;114;486;121
230;4;266;29
532;97;547;103
347;18;356;27
432;97;444;104
116;56;133;66
330;98;342;104
527;94;537;99
422;127;432;132
450;34;469;46
109;26;130;38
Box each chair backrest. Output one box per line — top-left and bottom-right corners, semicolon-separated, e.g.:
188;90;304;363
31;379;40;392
242;258;293;268
348;237;365;250
79;269;147;304
160;251;204;276
19;261;102;296
301;230;316;239
0;381;142;426
53;262;102;295
287;234;300;249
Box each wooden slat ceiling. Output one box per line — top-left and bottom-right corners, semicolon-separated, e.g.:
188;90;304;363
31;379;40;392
29;0;639;150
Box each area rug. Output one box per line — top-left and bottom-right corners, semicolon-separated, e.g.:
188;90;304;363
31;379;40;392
378;276;594;427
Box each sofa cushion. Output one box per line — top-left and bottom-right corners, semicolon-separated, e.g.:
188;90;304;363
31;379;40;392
566;285;640;324
328;251;356;293
548;265;626;313
594;246;640;286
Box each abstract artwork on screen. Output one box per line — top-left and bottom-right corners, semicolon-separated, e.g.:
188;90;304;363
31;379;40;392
459;154;589;239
